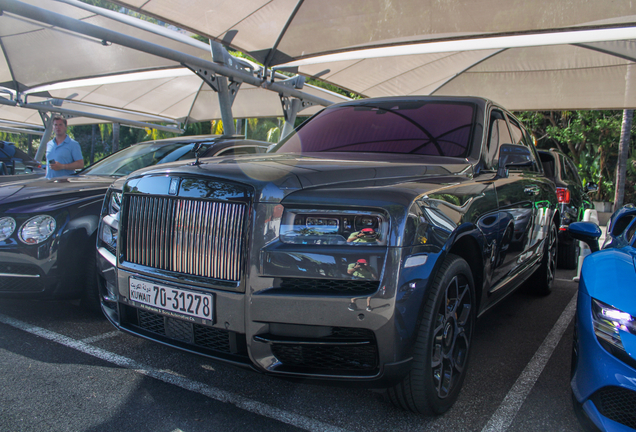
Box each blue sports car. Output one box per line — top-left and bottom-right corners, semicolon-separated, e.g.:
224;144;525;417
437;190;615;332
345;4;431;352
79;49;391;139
569;205;636;432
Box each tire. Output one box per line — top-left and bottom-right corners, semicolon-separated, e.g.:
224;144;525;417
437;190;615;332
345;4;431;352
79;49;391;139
529;222;558;296
81;246;102;314
557;239;578;270
387;254;475;415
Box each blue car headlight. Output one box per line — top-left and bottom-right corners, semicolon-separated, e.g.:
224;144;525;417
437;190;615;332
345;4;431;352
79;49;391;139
592;298;636;355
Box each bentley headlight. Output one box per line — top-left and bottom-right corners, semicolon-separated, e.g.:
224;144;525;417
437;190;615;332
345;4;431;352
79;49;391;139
0;217;16;242
280;209;388;245
592;299;636;354
18;215;56;244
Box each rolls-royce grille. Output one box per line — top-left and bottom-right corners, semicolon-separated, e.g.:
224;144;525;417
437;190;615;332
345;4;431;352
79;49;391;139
124;195;246;281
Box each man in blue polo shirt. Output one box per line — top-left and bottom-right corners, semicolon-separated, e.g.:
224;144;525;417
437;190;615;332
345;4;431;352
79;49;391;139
46;116;84;179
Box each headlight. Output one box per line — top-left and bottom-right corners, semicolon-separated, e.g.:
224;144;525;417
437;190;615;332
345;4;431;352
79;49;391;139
100;215;118;250
18;215;56;244
592;299;636;354
0;217;16;242
108;191;122;215
280;209;388;245
99;190;121;253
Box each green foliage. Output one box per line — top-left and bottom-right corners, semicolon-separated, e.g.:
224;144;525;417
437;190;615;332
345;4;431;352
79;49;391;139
244;118;282;142
0;132;37;155
306;78;363;100
79;0;119;11
517;110;635;204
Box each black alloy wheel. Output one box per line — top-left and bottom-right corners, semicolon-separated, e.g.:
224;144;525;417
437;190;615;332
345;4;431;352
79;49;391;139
387;254;475;415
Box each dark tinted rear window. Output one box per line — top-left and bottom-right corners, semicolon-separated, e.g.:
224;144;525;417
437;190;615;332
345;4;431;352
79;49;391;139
276;101;475;157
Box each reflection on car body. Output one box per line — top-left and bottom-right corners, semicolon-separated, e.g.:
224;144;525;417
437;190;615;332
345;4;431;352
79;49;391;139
98;96;558;415
0;135;269;309
538;148;596;269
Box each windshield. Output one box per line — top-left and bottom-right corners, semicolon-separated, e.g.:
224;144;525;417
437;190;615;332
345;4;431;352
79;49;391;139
82;142;211;177
274;101;476;158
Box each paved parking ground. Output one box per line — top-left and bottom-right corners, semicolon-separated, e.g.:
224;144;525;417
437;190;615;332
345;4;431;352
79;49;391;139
0;267;582;432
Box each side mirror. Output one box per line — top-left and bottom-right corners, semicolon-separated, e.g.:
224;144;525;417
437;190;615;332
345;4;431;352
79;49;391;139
569;221;601;252
498;143;534;171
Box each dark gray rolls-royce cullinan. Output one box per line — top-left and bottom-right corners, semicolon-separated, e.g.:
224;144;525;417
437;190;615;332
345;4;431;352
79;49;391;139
97;96;558;415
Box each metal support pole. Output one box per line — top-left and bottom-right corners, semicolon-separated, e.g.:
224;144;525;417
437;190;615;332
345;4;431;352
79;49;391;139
281;98;301;139
34;112;53;161
216;76;236;136
0;126;44;135
21;101;182;134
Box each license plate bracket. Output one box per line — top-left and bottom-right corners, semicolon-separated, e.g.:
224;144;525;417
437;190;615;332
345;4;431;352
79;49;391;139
128;277;214;324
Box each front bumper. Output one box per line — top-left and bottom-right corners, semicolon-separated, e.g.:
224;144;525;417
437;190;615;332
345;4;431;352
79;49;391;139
571;291;636;431
98;243;435;387
0;240;82;299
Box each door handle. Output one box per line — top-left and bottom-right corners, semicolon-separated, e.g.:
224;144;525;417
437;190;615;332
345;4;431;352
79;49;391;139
524;185;540;196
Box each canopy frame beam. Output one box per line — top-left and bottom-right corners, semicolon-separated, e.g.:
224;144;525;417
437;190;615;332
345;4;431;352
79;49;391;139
0;0;334;135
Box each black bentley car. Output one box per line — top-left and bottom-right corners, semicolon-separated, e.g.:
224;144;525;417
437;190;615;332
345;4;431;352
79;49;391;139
0;135;268;309
98;96;558;415
537;148;596;269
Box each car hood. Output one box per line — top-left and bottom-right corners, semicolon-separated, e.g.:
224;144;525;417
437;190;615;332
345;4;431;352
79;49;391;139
0;175;115;209
126;153;474;203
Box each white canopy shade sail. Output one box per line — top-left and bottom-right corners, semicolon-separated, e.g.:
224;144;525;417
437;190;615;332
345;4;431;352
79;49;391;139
107;0;636;110
24;68;350;123
0;0;211;92
0;0;347;133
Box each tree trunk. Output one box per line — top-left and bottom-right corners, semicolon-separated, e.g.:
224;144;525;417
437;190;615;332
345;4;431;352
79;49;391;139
26;135;33;157
112;123;120;153
613;109;633;212
90;124;96;165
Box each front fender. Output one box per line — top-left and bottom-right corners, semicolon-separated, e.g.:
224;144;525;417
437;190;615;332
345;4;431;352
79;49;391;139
580;249;636;314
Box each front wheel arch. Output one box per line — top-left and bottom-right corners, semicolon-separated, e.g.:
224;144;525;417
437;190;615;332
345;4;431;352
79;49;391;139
387;253;476;415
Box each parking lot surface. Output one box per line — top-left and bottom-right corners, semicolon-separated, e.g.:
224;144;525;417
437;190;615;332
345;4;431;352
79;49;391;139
0;268;582;432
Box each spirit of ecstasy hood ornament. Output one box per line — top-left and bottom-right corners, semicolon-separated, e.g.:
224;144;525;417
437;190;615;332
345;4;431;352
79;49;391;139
190;142;203;166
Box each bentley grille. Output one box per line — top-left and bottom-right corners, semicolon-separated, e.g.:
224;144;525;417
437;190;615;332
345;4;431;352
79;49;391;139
124;195;246;281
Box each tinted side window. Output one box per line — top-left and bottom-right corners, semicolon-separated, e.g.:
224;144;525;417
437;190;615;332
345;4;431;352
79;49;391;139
485;110;513;170
508;117;524;146
507;116;538;172
539;152;556;179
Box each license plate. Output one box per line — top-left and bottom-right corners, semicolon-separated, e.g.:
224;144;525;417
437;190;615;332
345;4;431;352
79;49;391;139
129;277;213;322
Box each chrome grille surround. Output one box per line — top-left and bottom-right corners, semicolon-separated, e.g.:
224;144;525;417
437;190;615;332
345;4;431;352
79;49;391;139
124;195;246;282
